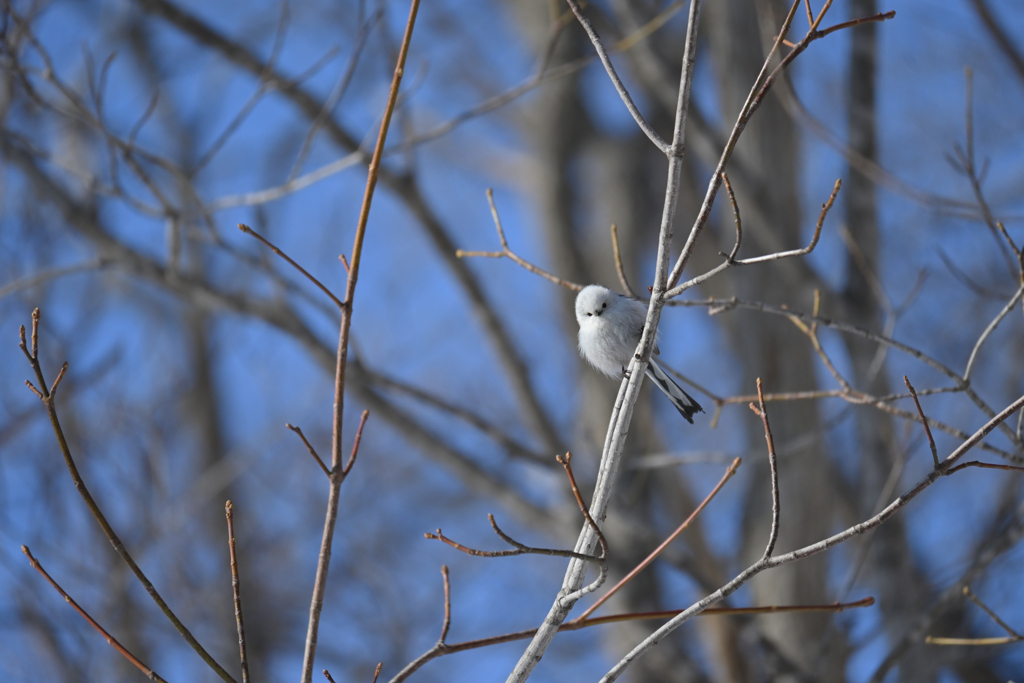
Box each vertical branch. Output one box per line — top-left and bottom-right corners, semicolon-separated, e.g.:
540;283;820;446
749;379;780;558
300;2;420;682
225;502;250;683
504;2;704;681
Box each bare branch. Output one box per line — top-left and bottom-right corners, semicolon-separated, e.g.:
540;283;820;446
21;546;169;683
574;457;741;622
342;409;370;475
301;3;421;680
225;502;250;683
238;223;345;309
610;224;639;299
18;311;237;682
748;379;780;559
600;393;1024;682
456;189;583;291
562;0;669;152
286;424;331;477
904;375;939;468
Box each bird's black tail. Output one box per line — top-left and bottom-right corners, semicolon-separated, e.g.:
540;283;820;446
645;360;704;423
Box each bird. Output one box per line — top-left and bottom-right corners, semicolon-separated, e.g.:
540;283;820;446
575;284;704;423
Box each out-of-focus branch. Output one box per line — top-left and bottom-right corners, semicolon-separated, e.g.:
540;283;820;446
926;585;1023;645
967;0;1024;84
134;0;567;458
668;295;1024;458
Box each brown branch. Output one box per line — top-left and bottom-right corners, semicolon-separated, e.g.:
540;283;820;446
904;375;939;468
22;546;169;683
438;565;452;644
964;585;1021;637
574;456;741;622
301;2;420;680
456;189;583;291
225;501;249;683
749;379;780;558
386;596;873;683
323;671;338;683
610;224;639;299
286;423;331;477
371;663;383;683
18;310;237;682
425;518;601;563
238;223;345;309
342;409;370;475
945;460;1024;476
721;172;742;262
556;451;607;561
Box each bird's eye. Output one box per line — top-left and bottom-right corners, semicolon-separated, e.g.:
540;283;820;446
602;302;607;308
587;312;592;316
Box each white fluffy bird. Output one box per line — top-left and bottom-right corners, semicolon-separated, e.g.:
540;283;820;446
575;284;703;423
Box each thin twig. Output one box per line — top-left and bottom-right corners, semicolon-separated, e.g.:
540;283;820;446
944;460;1024;476
925;635;1022;646
963;282;1024;381
19;310;237;683
456;189;583;290
342;409;370;475
323;670;338;683
425;519;601;563
964;585;1021;637
386;596;873;683
669;178;839;296
225;501;250;683
610;224;639;298
287;423;332;477
238;223;345;309
668;295;1024;457
904;375;939;468
600;393;1024;682
562;0;668;152
438;565;452;644
371;663;384;683
749;379;780;558
721;172;742;261
556;452;607;561
22;546;169;683
666;3;893;291
574;457;741;622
